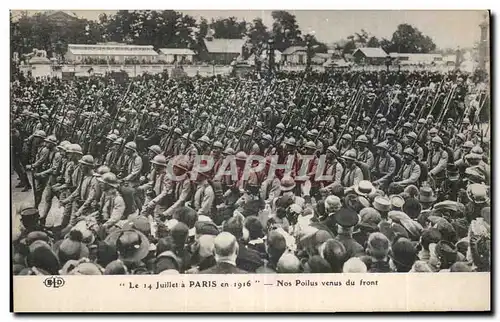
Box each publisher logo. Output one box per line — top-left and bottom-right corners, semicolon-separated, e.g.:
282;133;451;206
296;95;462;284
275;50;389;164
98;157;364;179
43;276;65;288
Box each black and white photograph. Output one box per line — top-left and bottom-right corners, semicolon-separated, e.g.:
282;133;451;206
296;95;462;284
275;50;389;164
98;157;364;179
10;9;490;283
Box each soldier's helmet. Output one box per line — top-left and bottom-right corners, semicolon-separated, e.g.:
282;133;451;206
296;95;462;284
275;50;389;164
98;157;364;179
78;154;95;166
151;154;167;167
98;172;119;188
95;165;111;177
213;141;224;149
304;141;316;150
355;135;369;144
148;145;162;155
44;135;58;145
431;136;443;145
124;141;137;152
235;151;248;162
67;144;83;155
57;140;71;151
33;130;47;139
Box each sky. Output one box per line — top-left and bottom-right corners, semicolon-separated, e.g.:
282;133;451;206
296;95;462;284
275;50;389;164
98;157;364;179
15;10;487;49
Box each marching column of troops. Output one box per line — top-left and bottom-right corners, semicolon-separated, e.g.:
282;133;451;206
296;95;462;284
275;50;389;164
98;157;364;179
11;69;491;275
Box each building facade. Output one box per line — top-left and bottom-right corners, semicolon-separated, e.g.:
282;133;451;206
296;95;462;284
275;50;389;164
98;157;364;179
158;48;195;64
281;46;307;65
65;43;159;64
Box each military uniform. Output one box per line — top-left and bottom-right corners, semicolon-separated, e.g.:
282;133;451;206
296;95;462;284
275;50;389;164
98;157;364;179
373;154;396;187
395;160;421;187
340;164;363;187
193;181;215;217
101;188;127;231
357;148;375;169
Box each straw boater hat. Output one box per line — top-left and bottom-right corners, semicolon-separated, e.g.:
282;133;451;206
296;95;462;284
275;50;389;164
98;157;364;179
373;196;391;213
354;180;376;197
280;176;296;192
419;186;437;203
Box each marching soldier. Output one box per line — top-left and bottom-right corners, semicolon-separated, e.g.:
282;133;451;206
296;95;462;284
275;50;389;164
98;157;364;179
140;154;171;221
404;132;424;161
340;150;363;187
355;135;374;169
74;165;110;219
164;127;182;156
337;134;352;156
384;129;403;155
59;154;95;230
427;136;448;189
98;172;127;232
372;142;396;190
320;146;343;191
451;133;467;161
393;148;421;187
36;136;65;221
26;133;58;208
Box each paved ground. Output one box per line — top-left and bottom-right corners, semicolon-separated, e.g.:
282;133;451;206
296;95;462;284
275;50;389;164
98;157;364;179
11;173;64;239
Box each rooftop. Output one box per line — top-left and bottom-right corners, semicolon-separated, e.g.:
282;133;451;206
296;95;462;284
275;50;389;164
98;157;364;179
282;46;307;55
353;47;388;58
204;38;245;54
159;48;196;55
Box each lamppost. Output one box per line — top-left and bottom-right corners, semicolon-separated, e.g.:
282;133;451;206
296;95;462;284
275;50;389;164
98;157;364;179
385;55;392;72
305;33;313;72
268;38;275;74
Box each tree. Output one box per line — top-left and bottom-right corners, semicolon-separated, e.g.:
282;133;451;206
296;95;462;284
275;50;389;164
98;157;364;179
366;36;380;48
271;10;302;52
379;38;392;53
210;17;246;39
388;23;436;53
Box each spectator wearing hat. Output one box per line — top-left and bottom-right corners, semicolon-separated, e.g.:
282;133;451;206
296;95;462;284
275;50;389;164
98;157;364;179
419;186;437;212
54;230;90;266
464;183;490;223
373;196;391;220
362;232;392;273
354;207;382;247
334;208;364;258
223;217;263;272
105;229;150;272
199;232;247;274
390;236;418;272
25;240;61;275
